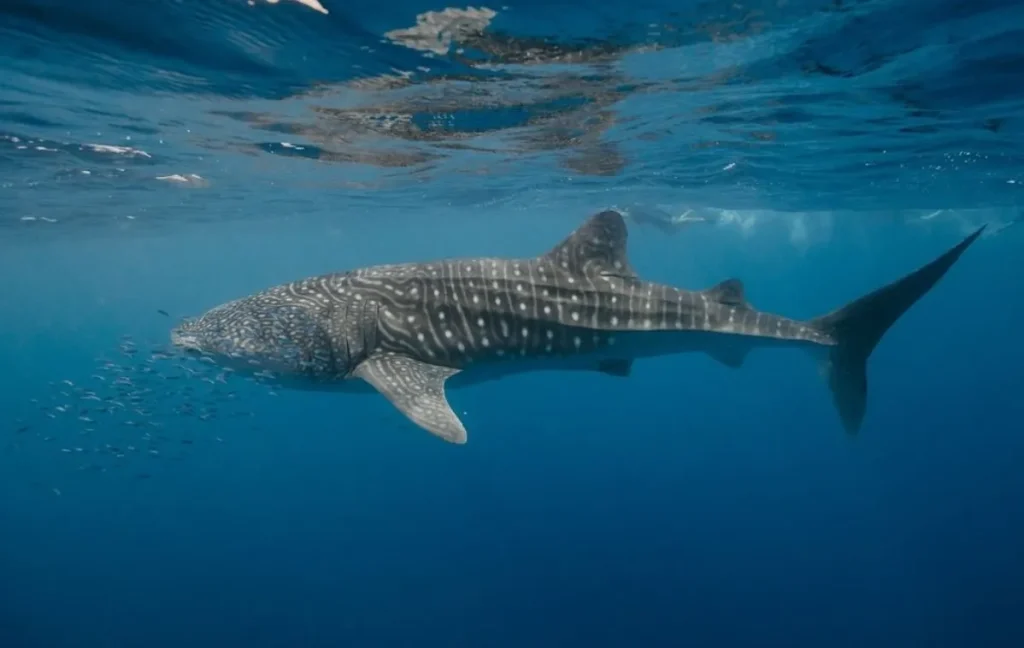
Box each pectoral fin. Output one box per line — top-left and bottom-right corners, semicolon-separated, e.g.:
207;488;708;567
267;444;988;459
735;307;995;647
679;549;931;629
353;353;467;444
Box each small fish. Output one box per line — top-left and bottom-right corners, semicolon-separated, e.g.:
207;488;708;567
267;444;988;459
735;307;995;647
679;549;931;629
157;309;170;317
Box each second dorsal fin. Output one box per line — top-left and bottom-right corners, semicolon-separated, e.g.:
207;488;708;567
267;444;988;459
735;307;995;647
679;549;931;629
542;210;637;278
705;278;747;306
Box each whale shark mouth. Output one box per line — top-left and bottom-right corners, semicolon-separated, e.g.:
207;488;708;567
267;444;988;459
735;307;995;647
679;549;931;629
170;327;202;353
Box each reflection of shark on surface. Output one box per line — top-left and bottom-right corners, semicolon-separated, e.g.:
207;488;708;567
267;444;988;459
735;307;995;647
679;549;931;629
917;208;1022;236
171;210;983;444
621;205;724;235
991;213;1024;235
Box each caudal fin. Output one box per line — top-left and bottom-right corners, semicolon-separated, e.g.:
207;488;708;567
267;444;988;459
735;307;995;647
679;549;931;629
810;227;985;434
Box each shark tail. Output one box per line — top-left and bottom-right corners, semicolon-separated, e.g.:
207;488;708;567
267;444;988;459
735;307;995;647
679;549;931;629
809;227;985;434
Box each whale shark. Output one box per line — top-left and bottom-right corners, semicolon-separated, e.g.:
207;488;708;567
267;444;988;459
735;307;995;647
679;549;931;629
171;210;983;444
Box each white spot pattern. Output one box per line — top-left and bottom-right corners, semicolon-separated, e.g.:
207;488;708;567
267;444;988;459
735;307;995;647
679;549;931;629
177;211;842;448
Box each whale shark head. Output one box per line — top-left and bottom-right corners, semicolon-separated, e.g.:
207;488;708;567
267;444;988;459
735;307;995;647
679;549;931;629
170;296;344;378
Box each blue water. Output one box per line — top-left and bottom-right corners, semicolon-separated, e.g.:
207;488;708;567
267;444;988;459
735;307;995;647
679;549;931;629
2;0;1024;646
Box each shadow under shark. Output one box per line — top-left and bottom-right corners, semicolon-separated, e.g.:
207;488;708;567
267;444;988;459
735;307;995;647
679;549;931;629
171;210;983;444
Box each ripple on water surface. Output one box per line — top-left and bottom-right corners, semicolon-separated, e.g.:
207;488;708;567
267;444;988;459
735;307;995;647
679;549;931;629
0;0;1023;232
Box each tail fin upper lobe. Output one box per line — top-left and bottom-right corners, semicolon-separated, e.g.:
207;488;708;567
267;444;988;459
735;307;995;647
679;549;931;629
811;227;985;434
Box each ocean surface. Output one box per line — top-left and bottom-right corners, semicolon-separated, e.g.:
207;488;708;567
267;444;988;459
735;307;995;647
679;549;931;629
2;0;1023;646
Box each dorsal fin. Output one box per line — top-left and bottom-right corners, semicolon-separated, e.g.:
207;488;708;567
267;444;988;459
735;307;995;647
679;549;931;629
542;210;637;278
705;278;747;306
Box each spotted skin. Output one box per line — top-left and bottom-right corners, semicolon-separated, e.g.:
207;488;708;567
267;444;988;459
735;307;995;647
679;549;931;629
350;255;829;370
172;210;984;443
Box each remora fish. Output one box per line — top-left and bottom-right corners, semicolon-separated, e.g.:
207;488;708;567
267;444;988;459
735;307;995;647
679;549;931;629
171;210;983;444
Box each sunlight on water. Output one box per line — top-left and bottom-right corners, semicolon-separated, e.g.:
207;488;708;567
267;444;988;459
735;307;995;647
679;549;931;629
2;0;1023;228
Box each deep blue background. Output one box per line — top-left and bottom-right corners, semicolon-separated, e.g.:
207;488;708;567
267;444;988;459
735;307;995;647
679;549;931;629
2;1;1024;646
3;214;1022;647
